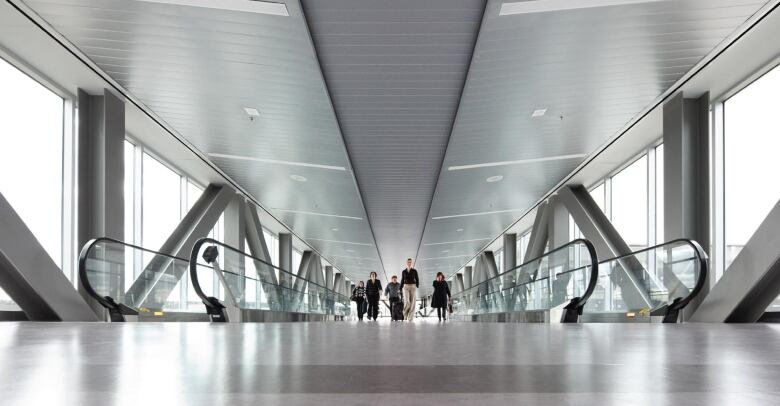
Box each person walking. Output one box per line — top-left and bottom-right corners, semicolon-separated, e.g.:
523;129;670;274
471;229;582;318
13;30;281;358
352;281;366;321
431;272;451;322
385;275;403;321
400;258;419;321
365;272;382;321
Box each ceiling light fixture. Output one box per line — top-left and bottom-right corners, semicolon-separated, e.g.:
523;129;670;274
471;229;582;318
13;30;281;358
448;153;587;171
243;106;260;117
499;0;664;16
345;249;355;253
271;208;362;221
209;153;346;172
424;238;492;246
290;174;307;182
486;175;504;183
441;249;450;253
531;108;547;117
456;228;464;232
134;0;289;16
331;228;339;232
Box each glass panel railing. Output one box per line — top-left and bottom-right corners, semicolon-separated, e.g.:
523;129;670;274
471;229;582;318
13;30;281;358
450;239;598;323
78;237;190;321
584;239;708;322
189;238;351;322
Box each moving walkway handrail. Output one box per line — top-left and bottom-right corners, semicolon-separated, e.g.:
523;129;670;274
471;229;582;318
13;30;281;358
453;238;599;312
78;237;186;318
189;238;350;313
598;238;708;314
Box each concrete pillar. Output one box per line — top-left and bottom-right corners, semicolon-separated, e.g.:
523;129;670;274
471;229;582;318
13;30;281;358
503;233;517;310
463;265;473;289
663;92;711;318
325;266;333;290
223;196;245;298
278;233;293;287
76;88;125;318
333;272;343;295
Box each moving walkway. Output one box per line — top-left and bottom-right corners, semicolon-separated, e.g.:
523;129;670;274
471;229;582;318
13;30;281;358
189;238;351;322
78;237;350;322
451;239;707;323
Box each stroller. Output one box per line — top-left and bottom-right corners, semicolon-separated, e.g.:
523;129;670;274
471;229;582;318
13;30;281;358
390;296;404;321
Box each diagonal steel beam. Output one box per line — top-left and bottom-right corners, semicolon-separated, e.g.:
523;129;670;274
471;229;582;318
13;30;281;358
691;199;780;322
126;184;232;309
0;192;98;321
559;185;652;309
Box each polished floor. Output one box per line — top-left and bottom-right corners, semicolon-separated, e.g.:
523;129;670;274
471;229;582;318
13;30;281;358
2;319;780;405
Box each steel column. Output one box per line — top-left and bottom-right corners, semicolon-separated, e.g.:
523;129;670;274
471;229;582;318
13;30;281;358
76;88;125;318
663;92;711;318
278;233;293;287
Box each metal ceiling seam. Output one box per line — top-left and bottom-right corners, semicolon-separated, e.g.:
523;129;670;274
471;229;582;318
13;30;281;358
4;0;351;279
297;0;389;283
412;0;489;271
441;0;780;281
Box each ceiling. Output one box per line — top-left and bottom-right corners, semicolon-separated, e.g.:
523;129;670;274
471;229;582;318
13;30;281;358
18;0;773;293
301;0;486;280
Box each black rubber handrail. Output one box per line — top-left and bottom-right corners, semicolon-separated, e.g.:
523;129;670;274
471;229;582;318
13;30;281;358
598;238;708;316
78;237;186;315
452;238;599;311
189;238;350;314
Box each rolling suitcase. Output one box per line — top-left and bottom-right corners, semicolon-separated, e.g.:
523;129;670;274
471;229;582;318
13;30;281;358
391;298;404;321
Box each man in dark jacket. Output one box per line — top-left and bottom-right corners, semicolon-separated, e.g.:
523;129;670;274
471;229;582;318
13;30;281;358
365;271;382;321
385;275;403;321
400;258;419;321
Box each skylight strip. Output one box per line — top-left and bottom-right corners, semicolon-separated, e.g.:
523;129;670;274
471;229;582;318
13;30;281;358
209;153;346;171
499;0;665;16
272;208;362;221
447;153;586;171
135;0;289;16
431;208;525;220
423;238;492;246
304;238;373;246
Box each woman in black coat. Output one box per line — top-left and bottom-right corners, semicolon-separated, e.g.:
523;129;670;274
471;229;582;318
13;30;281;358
431;272;451;321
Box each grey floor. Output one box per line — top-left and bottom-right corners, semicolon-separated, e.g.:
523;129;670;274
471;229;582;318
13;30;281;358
2;320;780;405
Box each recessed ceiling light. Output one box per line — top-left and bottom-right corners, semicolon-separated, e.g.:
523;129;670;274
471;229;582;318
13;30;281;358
456;228;464;232
441;249;450;253
531;108;547;117
486;175;504;183
135;0;289;16
499;0;664;16
345;249;355;253
290;174;307;182
243;107;260;117
331;228;339;232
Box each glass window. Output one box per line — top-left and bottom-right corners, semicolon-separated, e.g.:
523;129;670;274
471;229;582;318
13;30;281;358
123;141;135;290
292;250;302;275
142;153;182;253
0;57;64;267
655;144;664;243
724;64;780;271
263;229;278;266
518;232;530;263
186;181;203;212
590;183;606;214
611;155;649;250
